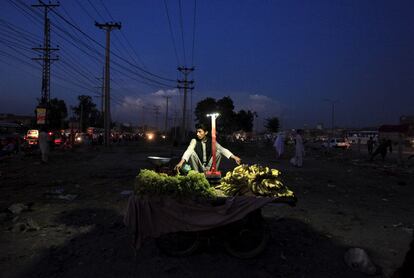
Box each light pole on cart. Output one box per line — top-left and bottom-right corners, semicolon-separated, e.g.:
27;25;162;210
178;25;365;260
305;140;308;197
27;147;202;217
205;113;221;180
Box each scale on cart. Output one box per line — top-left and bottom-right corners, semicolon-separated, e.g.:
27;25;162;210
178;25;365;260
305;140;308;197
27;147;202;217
147;156;173;173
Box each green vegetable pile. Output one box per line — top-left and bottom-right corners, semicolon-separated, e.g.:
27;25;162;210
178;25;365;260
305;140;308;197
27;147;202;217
134;169;216;199
134;164;295;200
216;164;294;198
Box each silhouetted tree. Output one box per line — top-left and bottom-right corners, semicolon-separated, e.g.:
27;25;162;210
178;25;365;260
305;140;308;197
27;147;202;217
235;110;254;132
194;96;254;134
194;97;217;127
264;117;280;133
48;98;68;129
72;95;102;131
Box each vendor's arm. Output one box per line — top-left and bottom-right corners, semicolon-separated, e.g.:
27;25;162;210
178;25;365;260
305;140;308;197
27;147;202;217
217;142;241;165
175;139;196;170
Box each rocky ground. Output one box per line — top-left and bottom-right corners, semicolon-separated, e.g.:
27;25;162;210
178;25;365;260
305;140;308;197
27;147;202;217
0;141;413;278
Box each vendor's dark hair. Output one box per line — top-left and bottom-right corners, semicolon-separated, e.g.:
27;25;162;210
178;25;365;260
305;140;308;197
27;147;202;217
195;123;208;132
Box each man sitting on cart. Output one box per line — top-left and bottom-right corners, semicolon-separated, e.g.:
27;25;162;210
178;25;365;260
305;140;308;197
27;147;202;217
175;123;242;173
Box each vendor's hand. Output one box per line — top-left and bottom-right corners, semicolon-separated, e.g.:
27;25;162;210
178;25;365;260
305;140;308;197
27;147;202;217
174;160;185;172
232;155;241;165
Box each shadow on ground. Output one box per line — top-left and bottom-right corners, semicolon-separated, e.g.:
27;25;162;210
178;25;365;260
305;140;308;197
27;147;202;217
14;207;373;278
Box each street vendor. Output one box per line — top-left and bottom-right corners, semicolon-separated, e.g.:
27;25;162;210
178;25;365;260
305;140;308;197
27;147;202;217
175;123;241;173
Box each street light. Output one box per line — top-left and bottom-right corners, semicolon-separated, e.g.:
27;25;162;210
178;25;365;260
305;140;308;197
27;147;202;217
206;113;221;180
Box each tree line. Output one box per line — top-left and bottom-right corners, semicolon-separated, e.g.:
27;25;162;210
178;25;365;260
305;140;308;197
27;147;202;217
45;95;280;133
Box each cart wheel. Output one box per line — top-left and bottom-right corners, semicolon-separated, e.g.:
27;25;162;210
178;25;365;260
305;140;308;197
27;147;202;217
156;232;200;257
224;213;270;259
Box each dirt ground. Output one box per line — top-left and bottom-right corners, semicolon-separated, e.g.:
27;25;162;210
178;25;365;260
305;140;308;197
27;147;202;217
0;141;413;278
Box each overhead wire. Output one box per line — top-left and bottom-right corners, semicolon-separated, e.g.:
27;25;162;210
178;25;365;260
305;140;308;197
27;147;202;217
0;48;91;98
162;0;181;66
0;19;43;45
60;3;81;29
98;0;148;70
86;0;105;21
178;0;187;66
62;1;146;96
6;0;43;28
75;0;141;71
74;0;95;22
5;0;179;113
46;5;176;83
2;4;108;107
191;0;197;67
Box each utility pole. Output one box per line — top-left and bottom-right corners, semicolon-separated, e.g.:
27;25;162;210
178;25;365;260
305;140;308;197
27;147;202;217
177;67;194;141
32;1;59;125
153;105;161;131
94;68;105;128
172;109;177;140
141;105;147;131
324;99;339;138
79;102;83;132
163;96;171;134
253;111;258;134
190;88;193;132
95;22;121;146
94;67;105;114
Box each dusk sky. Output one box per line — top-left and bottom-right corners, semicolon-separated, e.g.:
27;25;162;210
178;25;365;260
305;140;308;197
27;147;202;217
0;0;413;130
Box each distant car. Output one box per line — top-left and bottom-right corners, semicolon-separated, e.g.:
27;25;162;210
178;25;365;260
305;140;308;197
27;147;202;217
322;138;350;149
26;129;39;145
54;136;63;145
74;133;89;144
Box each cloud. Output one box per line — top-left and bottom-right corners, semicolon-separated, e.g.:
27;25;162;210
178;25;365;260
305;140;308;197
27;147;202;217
121;96;144;108
228;92;286;128
244;94;283;115
112;89;182;124
249;94;272;102
152;88;179;97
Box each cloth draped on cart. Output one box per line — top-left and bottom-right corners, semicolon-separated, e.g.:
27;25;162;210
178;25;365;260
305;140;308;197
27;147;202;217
124;195;276;250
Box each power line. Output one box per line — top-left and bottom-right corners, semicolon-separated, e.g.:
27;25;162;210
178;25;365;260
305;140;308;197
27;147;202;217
162;0;181;66
0;49;41;69
191;0;197;67
6;0;43;28
60;4;81;29
0;19;43;44
50;11;153;92
0;35;34;53
111;60;173;89
99;0;148;69
0;48;95;98
48;7;176;83
178;0;187;66
86;0;105;21
12;0;176;87
74;0;95;22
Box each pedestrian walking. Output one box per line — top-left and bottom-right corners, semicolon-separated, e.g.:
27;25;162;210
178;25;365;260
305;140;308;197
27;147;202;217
367;136;374;155
370;139;392;161
38;128;50;163
273;132;285;159
290;130;305;167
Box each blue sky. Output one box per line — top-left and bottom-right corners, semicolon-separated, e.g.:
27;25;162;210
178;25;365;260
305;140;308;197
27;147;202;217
0;0;413;130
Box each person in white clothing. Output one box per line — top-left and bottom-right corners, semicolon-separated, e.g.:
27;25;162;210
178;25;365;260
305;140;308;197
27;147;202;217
175;123;241;173
290;129;305;167
38;128;50;163
273;132;285;159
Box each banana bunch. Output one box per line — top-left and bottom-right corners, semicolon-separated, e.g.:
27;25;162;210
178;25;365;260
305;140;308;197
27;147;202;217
217;164;294;198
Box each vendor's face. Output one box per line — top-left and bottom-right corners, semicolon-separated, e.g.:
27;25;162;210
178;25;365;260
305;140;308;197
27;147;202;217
196;129;208;140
